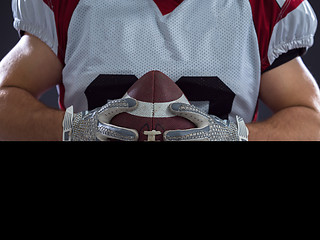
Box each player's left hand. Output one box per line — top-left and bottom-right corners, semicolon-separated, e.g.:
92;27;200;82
163;103;249;141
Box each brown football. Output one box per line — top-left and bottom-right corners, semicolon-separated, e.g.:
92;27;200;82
111;71;196;141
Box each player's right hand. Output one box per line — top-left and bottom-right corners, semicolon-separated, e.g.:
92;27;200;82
62;98;139;141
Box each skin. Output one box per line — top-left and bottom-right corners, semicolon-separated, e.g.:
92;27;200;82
0;33;320;141
0;33;64;141
247;57;320;140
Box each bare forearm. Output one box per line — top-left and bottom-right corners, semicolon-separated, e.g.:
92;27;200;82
0;87;64;141
247;106;320;141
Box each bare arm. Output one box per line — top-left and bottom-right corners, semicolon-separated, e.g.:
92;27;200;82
0;33;64;140
247;57;320;141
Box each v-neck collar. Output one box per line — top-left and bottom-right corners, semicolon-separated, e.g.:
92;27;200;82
153;0;185;16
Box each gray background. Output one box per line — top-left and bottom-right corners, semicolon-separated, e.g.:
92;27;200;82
0;0;319;121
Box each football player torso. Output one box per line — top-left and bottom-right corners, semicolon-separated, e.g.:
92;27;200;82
12;0;317;123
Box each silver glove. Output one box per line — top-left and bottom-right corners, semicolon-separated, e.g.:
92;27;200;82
62;98;139;141
163;103;249;141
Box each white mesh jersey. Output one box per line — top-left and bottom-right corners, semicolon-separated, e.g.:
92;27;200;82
12;0;317;122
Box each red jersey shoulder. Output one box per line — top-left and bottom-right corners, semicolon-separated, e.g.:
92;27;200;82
249;0;304;23
249;0;305;71
43;0;80;65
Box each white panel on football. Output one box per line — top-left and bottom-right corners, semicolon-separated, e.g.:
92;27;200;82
123;94;189;118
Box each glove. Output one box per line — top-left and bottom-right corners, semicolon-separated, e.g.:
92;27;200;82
62;98;139;141
163;103;249;141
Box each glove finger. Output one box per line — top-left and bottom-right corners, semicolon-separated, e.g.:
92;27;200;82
98;98;138;123
168;103;210;128
96;122;139;141
163;126;210;141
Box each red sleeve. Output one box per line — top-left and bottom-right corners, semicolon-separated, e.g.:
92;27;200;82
249;0;316;73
